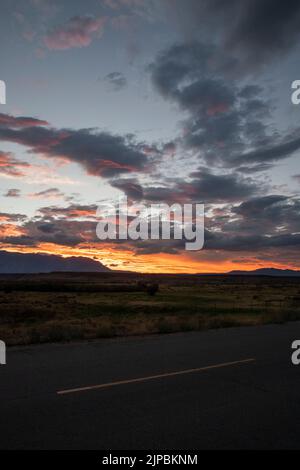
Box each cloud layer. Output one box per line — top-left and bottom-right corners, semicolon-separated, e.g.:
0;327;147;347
0;113;152;178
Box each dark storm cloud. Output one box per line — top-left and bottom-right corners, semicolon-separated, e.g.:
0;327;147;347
222;0;300;63
204;195;300;252
0;113;152;178
164;0;300;66
3;219;91;247
205;231;300;252
0;212;26;222
232;195;300;233
111;178;156;201
111;192;300;254
113;169;261;204
103;72;127;91
111;179;144;200
0;125;68;149
0;202;105;247
1;194;300;257
150;42;230;103
47;129;149;177
150;41;275;167
111;178;184;203
233;195;289;218
1;202;101;247
127;238;186;255
234;133;300;165
1;214;186;254
185;169;261;203
150;41;300;169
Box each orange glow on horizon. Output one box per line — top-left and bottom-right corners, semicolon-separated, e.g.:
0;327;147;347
0;242;299;274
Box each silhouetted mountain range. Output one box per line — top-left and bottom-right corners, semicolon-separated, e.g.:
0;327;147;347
0;251;110;273
228;268;300;277
0;251;299;277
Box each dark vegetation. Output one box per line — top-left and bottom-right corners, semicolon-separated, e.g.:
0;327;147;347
0;272;300;346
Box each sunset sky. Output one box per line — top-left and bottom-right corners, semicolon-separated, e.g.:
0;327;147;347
0;0;300;273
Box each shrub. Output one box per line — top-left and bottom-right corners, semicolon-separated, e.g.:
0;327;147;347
147;283;159;296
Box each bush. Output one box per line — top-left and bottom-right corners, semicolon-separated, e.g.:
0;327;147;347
147;283;159;296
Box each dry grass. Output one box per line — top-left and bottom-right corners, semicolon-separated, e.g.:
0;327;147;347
0;272;300;346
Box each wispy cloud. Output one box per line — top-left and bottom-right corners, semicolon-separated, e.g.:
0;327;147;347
103;72;127;91
4;189;21;198
0;151;30;178
28;188;65;200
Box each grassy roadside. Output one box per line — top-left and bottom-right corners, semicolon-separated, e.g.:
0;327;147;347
1;273;300;346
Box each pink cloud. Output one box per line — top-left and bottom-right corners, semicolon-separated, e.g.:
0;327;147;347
0;151;30;178
44;15;106;50
0;113;48;128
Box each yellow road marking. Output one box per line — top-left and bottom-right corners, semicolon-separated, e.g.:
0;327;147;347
57;358;255;396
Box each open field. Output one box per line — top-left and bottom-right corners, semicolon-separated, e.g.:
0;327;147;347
0;272;300;346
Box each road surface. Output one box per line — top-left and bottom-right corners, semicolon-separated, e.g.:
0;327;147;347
1;322;300;449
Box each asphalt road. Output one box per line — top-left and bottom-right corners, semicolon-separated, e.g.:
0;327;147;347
1;322;300;450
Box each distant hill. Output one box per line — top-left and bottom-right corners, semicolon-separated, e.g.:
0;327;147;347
0;251;110;274
228;268;300;277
